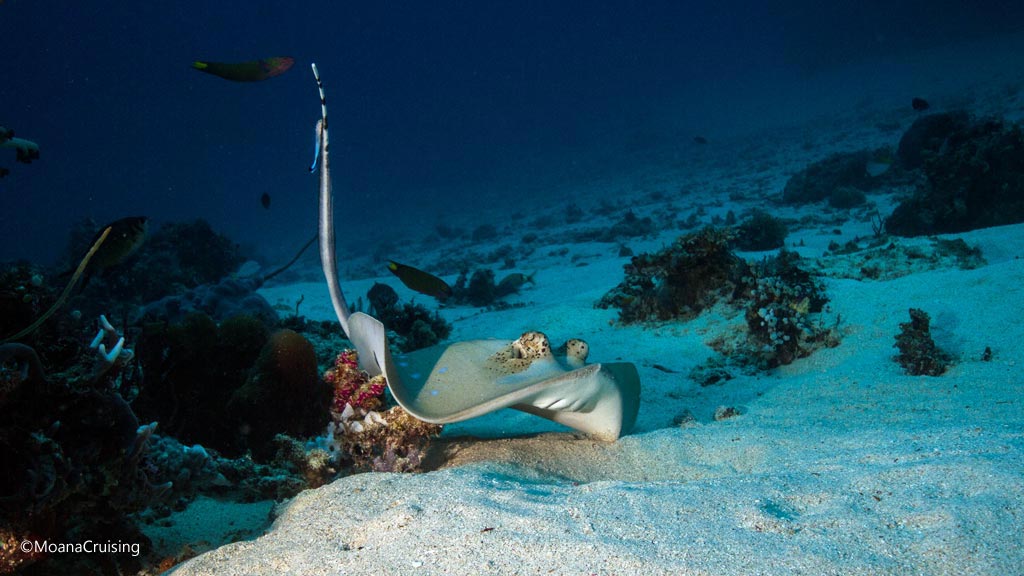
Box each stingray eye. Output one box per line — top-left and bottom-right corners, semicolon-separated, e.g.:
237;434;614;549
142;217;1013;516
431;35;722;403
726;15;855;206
511;340;526;359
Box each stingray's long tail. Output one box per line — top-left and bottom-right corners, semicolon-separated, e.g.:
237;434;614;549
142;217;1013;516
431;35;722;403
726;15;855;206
311;63;352;338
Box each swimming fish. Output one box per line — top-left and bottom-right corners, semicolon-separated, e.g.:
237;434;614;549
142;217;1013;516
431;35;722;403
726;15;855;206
693;136;709;145
495;271;536;297
865;147;894;177
260;192;271;209
77;216;149;288
1;126;40;166
191;57;295;82
387;261;452;300
911;97;930;111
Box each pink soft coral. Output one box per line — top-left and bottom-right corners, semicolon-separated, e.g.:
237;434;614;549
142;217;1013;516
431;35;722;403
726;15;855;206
324;349;386;416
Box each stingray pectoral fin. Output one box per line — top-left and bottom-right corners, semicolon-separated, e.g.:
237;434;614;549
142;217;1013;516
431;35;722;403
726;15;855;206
513;363;641;441
345;312;391;377
387;339;641;441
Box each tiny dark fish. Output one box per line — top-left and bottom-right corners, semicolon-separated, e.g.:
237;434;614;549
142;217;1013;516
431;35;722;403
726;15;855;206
495;271;536;297
191;57;295;82
260;192;271;209
693;136;709;145
387;260;452;300
911;97;930;111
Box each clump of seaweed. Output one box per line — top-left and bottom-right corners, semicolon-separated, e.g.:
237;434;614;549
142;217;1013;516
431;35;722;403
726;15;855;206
894;308;952;376
733;210;789;251
597;227;750;323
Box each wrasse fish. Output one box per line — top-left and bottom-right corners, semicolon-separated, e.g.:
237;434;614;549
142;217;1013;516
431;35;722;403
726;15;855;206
495;271;536;297
191;57;295;82
73;216;149;289
387;261;452;300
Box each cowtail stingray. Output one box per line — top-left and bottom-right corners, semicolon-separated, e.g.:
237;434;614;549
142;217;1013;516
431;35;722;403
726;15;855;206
310;63;640;441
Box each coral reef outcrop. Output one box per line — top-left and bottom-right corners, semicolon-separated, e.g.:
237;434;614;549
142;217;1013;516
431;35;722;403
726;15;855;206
887;114;1024;236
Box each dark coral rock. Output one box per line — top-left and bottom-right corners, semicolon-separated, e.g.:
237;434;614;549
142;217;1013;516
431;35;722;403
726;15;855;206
782;149;888;205
600;236;839;369
572;210;657;242
894;308;952;376
139;219;244;293
367;282;399;316
0;347;163;576
828;186;867;209
136;276;278;327
733;210;789;251
565;202;584;224
133;313;269;457
228;329;331;460
755;249;829;313
605;210;657;240
597;227;750;323
0;261;51;342
896;110;970;170
887;115;1024;236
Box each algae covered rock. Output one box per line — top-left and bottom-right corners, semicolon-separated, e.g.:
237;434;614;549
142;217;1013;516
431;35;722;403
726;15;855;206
597;227;750;323
894;308;952;376
733;210;789;251
895;111;970;170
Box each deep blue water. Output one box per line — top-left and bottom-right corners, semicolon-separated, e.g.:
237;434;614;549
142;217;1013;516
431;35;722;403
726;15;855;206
3;0;1023;264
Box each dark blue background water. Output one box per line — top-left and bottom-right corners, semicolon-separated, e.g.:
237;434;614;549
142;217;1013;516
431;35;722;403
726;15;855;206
3;0;1023;265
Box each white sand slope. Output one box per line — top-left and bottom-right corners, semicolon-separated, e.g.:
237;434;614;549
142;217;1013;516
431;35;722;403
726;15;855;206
170;219;1024;574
